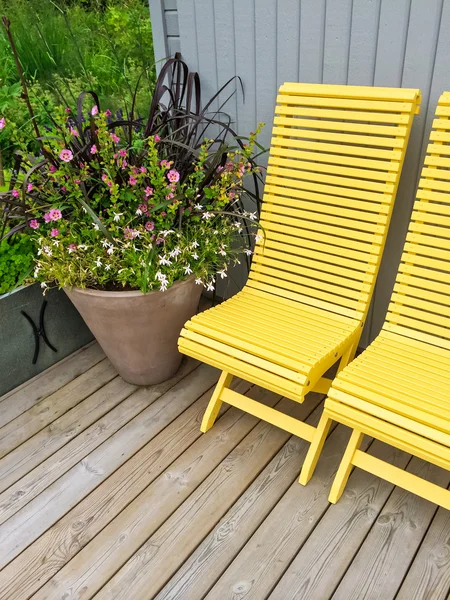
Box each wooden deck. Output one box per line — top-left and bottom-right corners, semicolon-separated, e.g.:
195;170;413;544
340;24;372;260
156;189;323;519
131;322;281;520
0;341;449;600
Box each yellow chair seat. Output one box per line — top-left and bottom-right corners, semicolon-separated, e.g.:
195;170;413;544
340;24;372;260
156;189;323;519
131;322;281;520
327;331;450;446
180;287;360;402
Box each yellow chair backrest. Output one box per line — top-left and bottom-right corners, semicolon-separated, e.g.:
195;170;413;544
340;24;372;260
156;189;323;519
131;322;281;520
249;83;421;322
385;91;450;349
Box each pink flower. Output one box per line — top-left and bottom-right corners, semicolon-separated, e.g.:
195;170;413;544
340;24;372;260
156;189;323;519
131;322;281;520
59;149;73;162
50;228;59;237
90;145;97;154
70;127;79;137
154;135;160;142
49;165;57;173
165;192;174;200
124;227;138;240
129;176;137;186
0;117;5;130
138;203;148;214
68;243;77;253
27;183;33;192
145;221;154;231
29;219;39;229
74;179;81;184
140;166;147;173
44;213;52;223
12;189;19;197
161;211;167;217
101;173;108;182
160;159;169;168
105;109;112;116
91;105;98;116
65;107;71;113
61;186;67;193
121;159;128;169
145;186;153;197
110;132;120;143
49;208;62;221
167;169;180;183
119;149;127;158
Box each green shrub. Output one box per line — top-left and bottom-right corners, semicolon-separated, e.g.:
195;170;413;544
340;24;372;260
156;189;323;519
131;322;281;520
0;232;34;294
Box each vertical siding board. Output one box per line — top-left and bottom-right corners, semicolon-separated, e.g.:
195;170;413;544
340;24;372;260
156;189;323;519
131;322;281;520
177;0;199;72
148;0;168;69
373;0;411;87
233;0;257;136
213;0;238;128
255;0;278;152
276;0;301;86
370;0;444;339
347;0;381;85
299;0;326;82
193;0;219;112
322;0;353;84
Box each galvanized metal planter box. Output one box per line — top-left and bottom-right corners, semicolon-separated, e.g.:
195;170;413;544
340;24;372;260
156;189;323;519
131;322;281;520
0;283;93;396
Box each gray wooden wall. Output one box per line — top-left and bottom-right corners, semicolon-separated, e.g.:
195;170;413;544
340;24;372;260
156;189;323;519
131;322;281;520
149;0;450;346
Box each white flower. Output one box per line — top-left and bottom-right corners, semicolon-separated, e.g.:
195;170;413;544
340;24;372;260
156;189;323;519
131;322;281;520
93;223;100;231
160;280;168;292
206;281;215;292
202;212;213;220
33;267;40;277
113;212;123;222
234;221;243;233
159;255;172;266
155;271;167;282
79;244;88;250
248;212;257;221
161;229;174;238
218;245;227;256
191;240;199;248
191;252;199;260
43;246;52;257
184;264;193;275
101;239;109;248
213;230;218;235
194;203;203;210
244;249;253;256
105;264;111;271
195;278;202;285
136;208;143;216
40;282;47;289
218;269;227;279
95;257;102;267
255;234;263;243
82;207;87;213
107;246;114;255
169;246;182;259
52;239;60;247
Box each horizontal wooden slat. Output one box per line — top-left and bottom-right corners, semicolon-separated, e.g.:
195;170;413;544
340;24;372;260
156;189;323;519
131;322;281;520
267;159;394;192
268;153;398;182
272;126;405;148
264;194;386;223
270;145;398;174
271;136;403;160
259;219;377;256
273;116;406;137
260;210;383;243
275;104;410;124
266;172;390;203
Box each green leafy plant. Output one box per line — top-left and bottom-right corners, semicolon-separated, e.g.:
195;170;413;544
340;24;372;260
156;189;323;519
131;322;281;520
0;231;34;294
1;52;266;294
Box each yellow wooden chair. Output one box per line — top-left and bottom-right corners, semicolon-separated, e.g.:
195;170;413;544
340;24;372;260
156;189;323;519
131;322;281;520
178;83;421;452
300;91;450;510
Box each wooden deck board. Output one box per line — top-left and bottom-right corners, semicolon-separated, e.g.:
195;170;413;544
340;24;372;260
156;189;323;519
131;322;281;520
0;343;449;600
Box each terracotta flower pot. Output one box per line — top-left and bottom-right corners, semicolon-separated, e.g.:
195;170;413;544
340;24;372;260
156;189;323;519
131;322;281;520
64;277;202;385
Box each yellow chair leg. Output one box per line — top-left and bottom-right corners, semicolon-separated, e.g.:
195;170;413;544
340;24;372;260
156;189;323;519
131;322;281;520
200;371;233;433
329;429;364;503
336;338;359;375
299;412;333;485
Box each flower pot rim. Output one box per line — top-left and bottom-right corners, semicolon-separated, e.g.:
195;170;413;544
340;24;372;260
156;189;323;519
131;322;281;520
64;275;196;298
